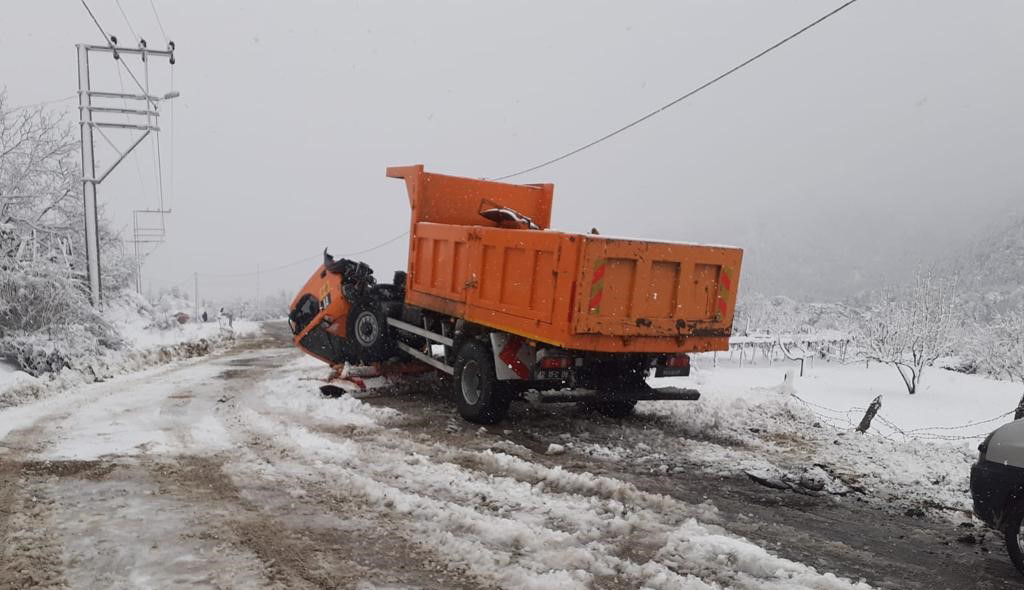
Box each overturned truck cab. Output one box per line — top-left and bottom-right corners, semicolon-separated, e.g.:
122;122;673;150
289;165;743;424
288;251;407;366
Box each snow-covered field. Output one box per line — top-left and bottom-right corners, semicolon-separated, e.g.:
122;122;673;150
686;354;1021;439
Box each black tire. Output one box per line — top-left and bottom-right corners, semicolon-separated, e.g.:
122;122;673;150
453;340;510;424
1004;500;1024;575
345;302;389;363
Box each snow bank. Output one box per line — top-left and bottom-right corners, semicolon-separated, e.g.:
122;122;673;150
0;290;261;410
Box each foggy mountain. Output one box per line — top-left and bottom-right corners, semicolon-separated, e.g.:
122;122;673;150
737;200;1024;303
953;211;1024;314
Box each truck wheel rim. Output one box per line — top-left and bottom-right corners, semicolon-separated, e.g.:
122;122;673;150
354;312;379;346
461;360;482;405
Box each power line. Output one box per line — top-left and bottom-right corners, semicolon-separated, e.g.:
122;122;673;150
490;0;862;181
198;230;410;279
113;61;150;204
114;0;139;41
108;0;171;212
78;0;154;104
168;65;175;210
337;230;410;258
79;0;113;42
149;0;169;43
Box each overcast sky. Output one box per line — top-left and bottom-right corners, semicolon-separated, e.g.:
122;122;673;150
2;0;1022;303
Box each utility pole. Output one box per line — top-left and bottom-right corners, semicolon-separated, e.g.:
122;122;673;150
77;39;177;306
256;264;261;316
77;45;101;305
132;209;170;294
193;272;199;321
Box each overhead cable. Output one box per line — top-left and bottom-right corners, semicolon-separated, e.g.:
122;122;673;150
114;0;140;41
198;230;410;279
148;0;169;43
489;0;861;181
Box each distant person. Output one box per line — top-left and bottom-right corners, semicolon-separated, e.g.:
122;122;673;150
220;306;234;328
201;310;208;322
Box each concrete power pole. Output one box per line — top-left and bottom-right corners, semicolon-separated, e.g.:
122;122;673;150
77;46;101;305
77;40;177;306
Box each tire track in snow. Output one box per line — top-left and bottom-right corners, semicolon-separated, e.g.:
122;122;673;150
230;379;874;590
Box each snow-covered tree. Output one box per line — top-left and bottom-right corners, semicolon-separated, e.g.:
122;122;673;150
0;92;80;257
0;92;137;371
978;306;1024;385
858;271;964;394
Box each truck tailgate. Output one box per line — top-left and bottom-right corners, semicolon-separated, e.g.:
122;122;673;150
573;236;742;338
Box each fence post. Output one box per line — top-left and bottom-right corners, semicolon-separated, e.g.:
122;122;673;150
857;395;883;433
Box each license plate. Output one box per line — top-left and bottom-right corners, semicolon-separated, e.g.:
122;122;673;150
655;367;689;378
536;369;568;381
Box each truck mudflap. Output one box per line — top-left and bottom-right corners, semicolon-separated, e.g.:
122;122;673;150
529;387;700;404
489;333;536;380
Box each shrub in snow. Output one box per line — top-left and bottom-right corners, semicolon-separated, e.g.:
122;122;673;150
0;265;106;332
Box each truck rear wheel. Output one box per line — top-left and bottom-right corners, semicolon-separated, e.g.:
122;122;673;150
453;340;510;424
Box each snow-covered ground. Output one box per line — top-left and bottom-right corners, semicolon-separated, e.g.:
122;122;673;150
685;354;1021;439
0;337;894;589
314;352;1017;519
627;355;1019;516
2;327;1019;588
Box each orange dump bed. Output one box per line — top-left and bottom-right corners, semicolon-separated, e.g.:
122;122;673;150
388;165;743;354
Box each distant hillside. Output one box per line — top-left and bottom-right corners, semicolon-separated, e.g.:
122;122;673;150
954;213;1024;316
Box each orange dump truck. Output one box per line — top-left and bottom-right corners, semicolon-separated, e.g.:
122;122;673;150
289;165;743;423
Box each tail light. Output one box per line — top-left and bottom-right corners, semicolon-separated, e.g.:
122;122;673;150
663;354;690;368
539;356;573;370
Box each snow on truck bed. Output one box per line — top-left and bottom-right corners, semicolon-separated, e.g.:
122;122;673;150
584;233;742;251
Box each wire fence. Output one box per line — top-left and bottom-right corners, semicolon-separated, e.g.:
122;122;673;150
788;392;1014;443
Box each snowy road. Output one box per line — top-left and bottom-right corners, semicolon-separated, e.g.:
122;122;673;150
0;323;1019;589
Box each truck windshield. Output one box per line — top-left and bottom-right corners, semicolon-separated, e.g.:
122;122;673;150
288;294;320;335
